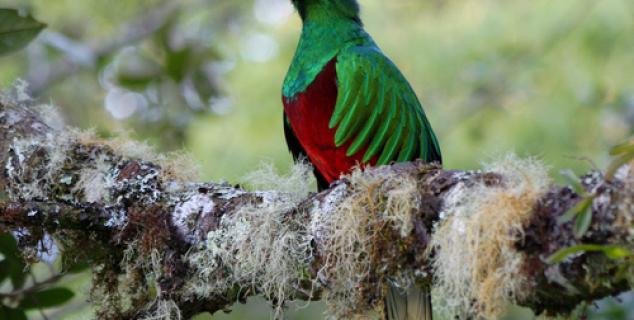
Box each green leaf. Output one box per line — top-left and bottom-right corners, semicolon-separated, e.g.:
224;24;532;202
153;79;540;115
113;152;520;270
602;246;633;260
559;169;585;195
0;232;19;256
557;197;592;224
0;233;26;289
0;306;27;320
9;266;26;289
191;68;218;103
0;9;46;56
18;287;75;310
573;205;592;238
115;53;162;91
606;152;634;180
547;244;633;264
606;139;634;180
0;259;10;283
609;140;634;156
116;73;157;91
165;48;191;82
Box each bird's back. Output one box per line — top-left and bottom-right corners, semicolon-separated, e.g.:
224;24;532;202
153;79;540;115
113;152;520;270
283;43;441;188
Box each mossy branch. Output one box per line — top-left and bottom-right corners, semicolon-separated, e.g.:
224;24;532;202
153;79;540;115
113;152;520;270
0;100;632;319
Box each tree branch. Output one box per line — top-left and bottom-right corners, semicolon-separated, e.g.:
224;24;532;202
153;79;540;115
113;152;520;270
0;273;65;300
0;100;632;319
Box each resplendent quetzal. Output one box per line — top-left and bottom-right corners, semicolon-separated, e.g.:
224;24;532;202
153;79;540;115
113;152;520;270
282;1;441;319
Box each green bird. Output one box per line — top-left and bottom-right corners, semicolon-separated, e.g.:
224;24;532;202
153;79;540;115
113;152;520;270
282;1;441;319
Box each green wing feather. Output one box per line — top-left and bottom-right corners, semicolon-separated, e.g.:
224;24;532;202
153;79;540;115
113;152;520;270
331;46;441;165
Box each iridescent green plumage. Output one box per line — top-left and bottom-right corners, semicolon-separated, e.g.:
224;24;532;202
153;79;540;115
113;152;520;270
284;2;439;319
283;1;441;167
282;3;367;98
330;46;441;164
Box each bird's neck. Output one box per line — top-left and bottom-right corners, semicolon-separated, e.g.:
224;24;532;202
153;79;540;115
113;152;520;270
302;1;360;23
283;16;372;98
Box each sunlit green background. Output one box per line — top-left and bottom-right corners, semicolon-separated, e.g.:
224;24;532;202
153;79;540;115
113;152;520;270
0;0;632;319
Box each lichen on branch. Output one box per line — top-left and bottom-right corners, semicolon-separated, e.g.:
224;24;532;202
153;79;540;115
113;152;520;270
0;96;632;319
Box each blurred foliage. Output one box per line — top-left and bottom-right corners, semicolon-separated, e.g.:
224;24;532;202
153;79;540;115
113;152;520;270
1;0;249;150
0;9;44;56
0;0;632;319
0;232;75;319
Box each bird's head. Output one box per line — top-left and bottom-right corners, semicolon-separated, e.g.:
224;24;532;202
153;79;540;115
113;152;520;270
291;0;360;23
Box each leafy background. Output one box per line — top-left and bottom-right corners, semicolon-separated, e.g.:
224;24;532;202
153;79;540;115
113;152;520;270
0;0;632;319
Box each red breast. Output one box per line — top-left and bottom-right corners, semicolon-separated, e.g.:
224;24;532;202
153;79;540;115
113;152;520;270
283;59;377;183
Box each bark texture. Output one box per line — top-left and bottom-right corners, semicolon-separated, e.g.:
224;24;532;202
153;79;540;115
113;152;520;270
0;100;632;319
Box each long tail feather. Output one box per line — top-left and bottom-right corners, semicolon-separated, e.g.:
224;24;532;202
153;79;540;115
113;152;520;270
385;284;432;320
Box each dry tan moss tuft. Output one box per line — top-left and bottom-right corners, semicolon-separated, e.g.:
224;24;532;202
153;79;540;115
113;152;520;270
316;168;420;318
430;155;550;319
159;152;200;182
99;131;159;161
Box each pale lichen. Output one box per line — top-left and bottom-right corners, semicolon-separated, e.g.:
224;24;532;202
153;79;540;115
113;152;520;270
209;193;312;312
105;208;128;228
241;160;314;202
184;162;315;316
0;79;33;105
615;161;634;242
73;152;117;203
309;182;349;245
430;155;551;319
142;299;181;320
5;131;74;200
33;103;66;131
171;193;215;243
